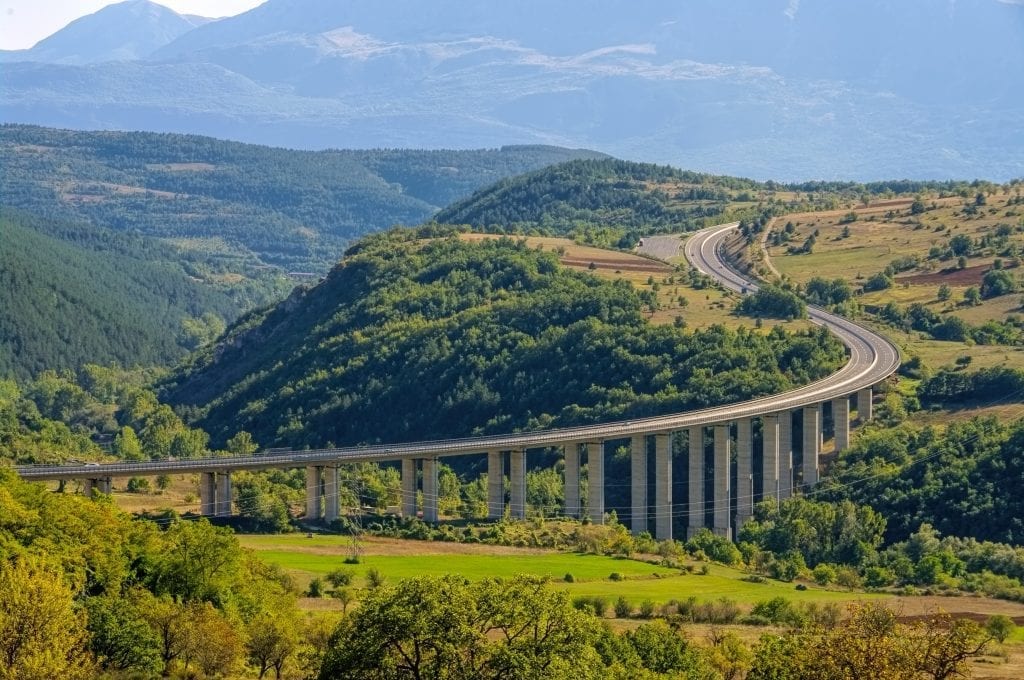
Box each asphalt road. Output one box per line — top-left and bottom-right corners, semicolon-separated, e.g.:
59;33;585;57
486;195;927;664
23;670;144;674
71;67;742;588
17;222;900;481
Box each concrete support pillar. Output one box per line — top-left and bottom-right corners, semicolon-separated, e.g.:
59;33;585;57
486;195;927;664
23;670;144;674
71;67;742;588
654;433;672;541
631;435;648;535
778;411;793;500
487;451;504;519
323;466;339;523
857;387;873;422
510;449;526;519
97;477;112;495
564;444;580;519
833;396;851;452
401;458;417;518
687;427;705;538
803;405;821;488
712;424;732;540
421;458;438;522
200;471;217;516
305;466;322;521
422;458;439;523
216;471;233;517
735;418;753;528
587;441;604;524
82;478;95;498
761;415;781;503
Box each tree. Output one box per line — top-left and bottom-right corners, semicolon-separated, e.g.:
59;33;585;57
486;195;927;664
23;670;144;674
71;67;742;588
963;287;981;306
227;430;259;456
0;557;94;680
180;601;243;678
985;614;1014;644
85;592;162;674
140;593;187;673
148;519;243;603
247;609;300;679
980;269;1018;299
113;425;144;461
937;284;952;302
319;575;606;680
949;234;973;257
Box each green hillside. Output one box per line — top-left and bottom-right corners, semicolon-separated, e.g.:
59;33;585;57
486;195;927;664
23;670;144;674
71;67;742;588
433;158;766;245
0;210;269;379
163;227;845;448
0;125;605;271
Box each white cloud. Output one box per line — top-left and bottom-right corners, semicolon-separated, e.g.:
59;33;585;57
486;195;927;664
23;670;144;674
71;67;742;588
784;0;801;19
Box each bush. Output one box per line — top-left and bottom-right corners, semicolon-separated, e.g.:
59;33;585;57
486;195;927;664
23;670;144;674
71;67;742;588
572;596;608;617
326;568;355;588
126;477;150;494
736;285;806;320
609;572;624;581
307;577;325;598
614;596;632;618
863;272;894;292
365;568;386;589
563;573;574;583
812;563;837;586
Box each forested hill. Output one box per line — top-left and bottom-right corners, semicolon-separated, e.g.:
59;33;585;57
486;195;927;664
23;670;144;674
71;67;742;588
0;125;606;271
433;158;764;247
0;210;248;380
163;227;845;448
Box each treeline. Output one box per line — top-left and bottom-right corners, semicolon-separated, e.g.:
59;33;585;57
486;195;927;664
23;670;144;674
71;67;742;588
164;228;846;448
1;125;603;270
876;301;1022;345
0;211;280;380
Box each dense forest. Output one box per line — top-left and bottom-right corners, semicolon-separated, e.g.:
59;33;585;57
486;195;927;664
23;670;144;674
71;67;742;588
0;125;605;270
163;227;846;448
0;210;287;380
823;416;1024;545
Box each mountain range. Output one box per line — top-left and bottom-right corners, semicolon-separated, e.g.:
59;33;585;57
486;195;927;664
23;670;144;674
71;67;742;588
2;0;1023;181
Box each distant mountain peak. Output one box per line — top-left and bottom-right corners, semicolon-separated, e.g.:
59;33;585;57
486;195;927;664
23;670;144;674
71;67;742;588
8;0;209;65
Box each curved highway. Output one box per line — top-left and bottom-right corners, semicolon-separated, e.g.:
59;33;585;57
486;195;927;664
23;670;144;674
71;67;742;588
17;222;900;481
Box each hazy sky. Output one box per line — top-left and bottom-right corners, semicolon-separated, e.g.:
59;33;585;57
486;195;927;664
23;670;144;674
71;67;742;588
0;0;265;49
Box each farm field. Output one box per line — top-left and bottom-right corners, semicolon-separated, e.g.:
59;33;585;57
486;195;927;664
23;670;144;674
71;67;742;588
757;190;1024;372
240;534;878;606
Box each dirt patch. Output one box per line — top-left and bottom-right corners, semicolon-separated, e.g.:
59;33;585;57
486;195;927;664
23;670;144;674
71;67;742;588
561;257;671;273
882;595;1024;620
145;162;216;172
900;263;991;286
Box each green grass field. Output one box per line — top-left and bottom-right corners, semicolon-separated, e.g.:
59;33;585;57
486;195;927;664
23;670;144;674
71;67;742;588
240;535;876;606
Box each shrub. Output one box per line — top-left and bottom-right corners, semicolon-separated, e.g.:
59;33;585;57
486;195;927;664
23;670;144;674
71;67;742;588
326;568;354;588
639;600;657;619
365;568;386;589
812;563;837;586
307;577;325;598
614;596;633;618
609;572;624;582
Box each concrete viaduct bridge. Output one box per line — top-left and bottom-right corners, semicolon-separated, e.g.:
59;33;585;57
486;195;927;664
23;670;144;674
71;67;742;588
15;222;900;541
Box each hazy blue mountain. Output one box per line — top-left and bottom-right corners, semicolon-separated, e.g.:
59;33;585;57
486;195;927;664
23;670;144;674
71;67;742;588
2;0;1022;180
0;1;210;65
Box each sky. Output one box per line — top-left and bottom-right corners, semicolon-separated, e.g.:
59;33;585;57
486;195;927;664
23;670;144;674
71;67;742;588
0;0;265;49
